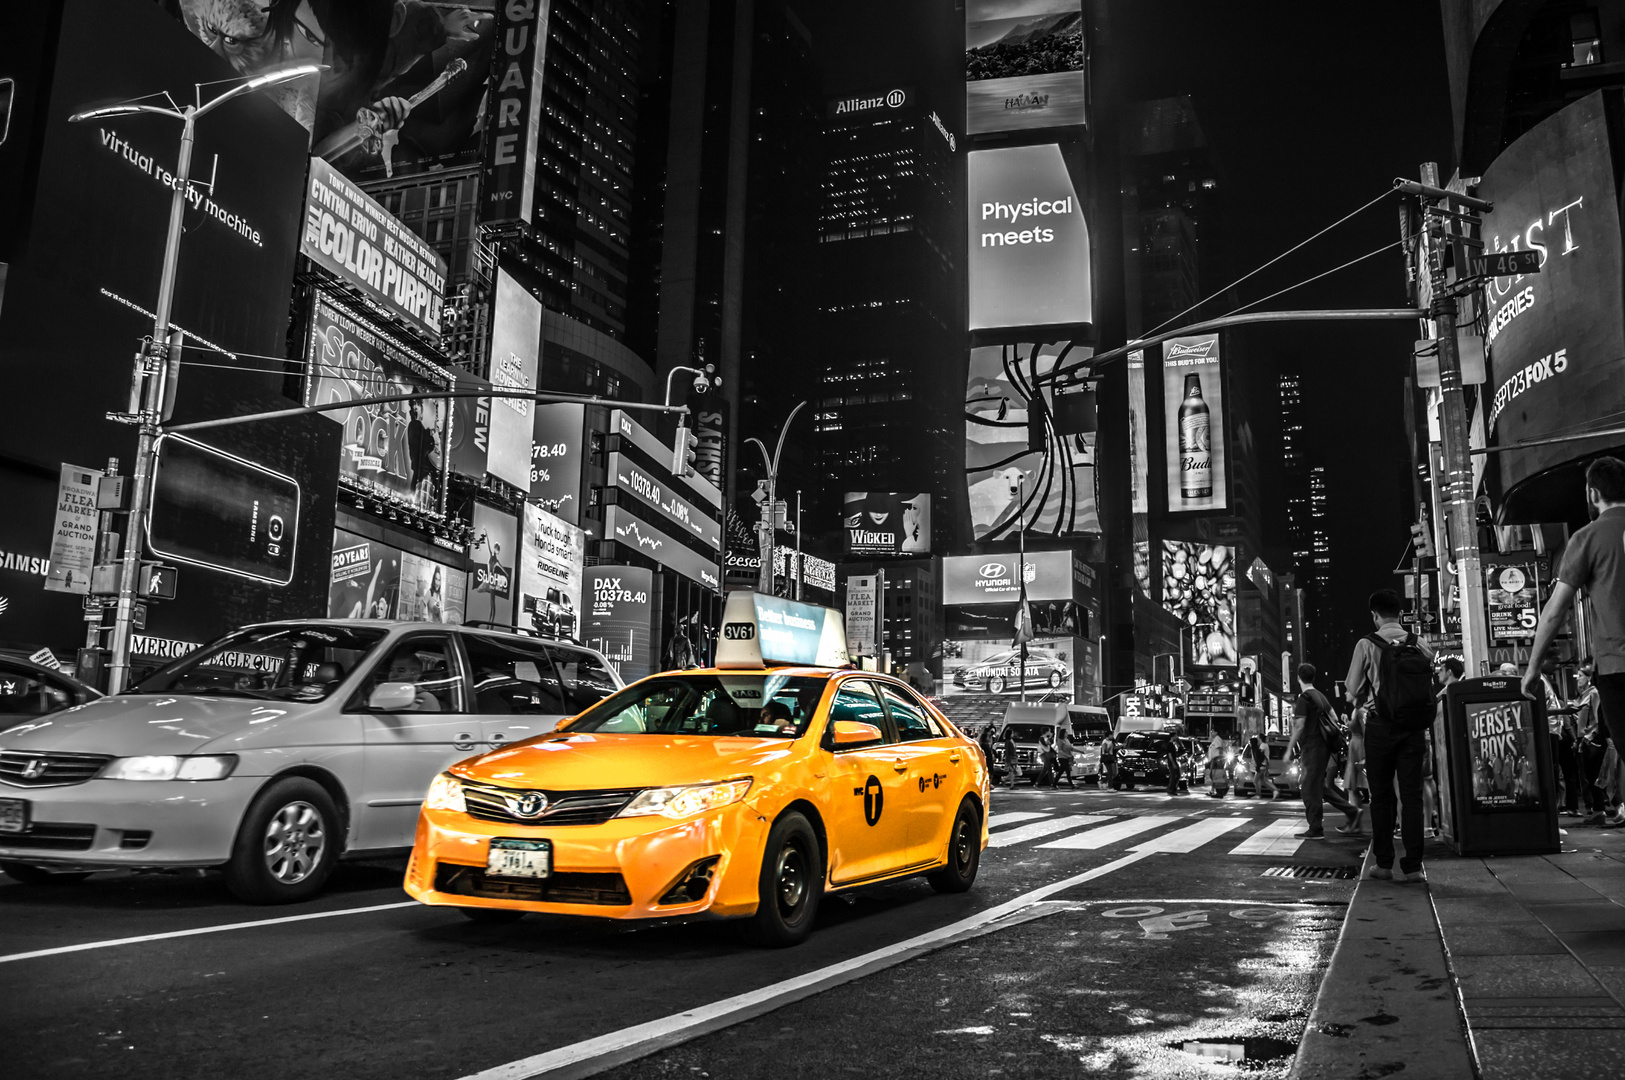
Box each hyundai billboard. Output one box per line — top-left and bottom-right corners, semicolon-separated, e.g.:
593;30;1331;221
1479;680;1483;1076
942;550;1076;606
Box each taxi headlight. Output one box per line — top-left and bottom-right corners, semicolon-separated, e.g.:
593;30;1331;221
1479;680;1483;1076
100;755;238;781
619;779;753;820
425;773;466;812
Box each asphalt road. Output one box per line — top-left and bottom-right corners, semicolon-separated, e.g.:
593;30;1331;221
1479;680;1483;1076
0;786;1361;1080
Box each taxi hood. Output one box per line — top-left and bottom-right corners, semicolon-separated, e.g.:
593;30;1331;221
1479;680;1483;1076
454;732;801;790
0;694;302;756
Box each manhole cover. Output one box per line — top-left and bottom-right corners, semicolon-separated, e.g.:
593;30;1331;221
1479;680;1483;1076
1262;865;1358;880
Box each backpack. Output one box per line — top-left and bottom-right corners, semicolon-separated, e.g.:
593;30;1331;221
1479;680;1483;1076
1368;632;1435;732
1302;689;1346;755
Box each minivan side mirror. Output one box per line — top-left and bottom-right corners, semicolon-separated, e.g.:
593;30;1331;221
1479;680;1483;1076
368;682;418;711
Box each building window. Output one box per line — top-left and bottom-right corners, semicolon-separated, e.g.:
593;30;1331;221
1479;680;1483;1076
1567;10;1603;66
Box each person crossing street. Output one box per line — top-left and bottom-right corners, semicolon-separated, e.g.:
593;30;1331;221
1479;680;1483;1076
1285;662;1362;839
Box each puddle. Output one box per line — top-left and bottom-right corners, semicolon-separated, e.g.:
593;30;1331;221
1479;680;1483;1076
1173;1036;1299;1065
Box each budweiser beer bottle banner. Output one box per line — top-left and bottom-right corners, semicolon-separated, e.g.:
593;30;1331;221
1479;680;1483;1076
1159;333;1229;514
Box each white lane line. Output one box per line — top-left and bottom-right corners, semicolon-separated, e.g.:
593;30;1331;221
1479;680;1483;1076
987;811;1051;828
453;850;1156;1080
988;815;1111;848
1132;816;1248;853
1228;817;1306;856
0;901;419;965
1036;815;1181;850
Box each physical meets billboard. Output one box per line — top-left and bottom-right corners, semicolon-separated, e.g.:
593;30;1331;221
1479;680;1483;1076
1161;541;1237;668
1160;334;1229;513
306;295;453;515
965;342;1099;539
967;144;1092;330
843;493;931;557
965;1;1086;135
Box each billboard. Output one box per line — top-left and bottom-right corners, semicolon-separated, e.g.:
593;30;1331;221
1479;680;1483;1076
1161;541;1237;668
1464;699;1544;811
965;341;1099;539
482;0;549;225
1127;349;1151;515
942;636;1075;699
582;566;655;682
942;550;1075;606
329;529;400;619
608;454;723;552
530;403;586;524
301;157;448;338
846;576;880;655
1160;334;1229;513
1487;562;1539;642
149;436;301;587
1477;91;1625;500
488;269;541;491
967;144;1091;330
965;1;1086;135
519;503;584;640
470;502;517;626
447;369;492;481
602;506;721;591
43;464;101;596
306;294;453;515
843;493;931;557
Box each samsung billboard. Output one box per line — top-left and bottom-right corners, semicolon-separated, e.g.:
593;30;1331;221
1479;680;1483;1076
967;144;1091;331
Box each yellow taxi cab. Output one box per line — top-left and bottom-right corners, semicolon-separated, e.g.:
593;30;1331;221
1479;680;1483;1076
403;591;989;946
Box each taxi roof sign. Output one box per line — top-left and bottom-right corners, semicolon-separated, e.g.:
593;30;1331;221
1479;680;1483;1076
716;591;850;670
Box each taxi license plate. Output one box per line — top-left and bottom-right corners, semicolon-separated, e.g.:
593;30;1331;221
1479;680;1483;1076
0;799;27;834
487;838;550;879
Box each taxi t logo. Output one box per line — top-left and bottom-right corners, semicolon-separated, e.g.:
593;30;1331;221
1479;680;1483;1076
862;774;884;826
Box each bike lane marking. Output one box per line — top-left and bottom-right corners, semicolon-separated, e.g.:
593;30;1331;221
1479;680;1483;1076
0;901;419;966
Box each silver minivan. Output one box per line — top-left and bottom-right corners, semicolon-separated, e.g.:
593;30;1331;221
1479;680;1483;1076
0;620;622;902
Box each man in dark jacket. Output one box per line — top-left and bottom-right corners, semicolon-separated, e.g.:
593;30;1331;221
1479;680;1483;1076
1285;662;1362;839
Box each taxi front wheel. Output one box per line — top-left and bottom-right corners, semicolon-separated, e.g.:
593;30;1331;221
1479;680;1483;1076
740;811;822;948
928;799;981;893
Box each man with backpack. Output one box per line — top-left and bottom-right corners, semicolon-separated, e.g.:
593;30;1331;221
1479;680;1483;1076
1284;662;1362;839
1347;588;1435;881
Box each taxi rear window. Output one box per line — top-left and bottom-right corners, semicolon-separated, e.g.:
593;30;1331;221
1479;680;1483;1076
565;674;828;738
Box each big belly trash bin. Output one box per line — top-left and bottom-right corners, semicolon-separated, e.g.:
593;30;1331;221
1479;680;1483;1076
1435;676;1560;856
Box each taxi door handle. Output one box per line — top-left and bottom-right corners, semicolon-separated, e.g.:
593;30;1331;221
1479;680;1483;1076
949;752;961;764
893;758;908;773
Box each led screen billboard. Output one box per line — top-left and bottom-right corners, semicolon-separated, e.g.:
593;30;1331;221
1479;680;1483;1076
1128;349;1151;515
942;636;1075;699
488;269;541;491
942;550;1076;606
446;369;492;481
965;1;1086;135
470;502;517;626
519;503;584;641
967;144;1091;330
305;294;453;515
583;565;655;683
843;493;931;557
530;403;586;524
1160;333;1229;513
482;0;548;224
1476;91;1625;504
965;342;1098;539
1161;541;1237;668
148;436;301;587
1486;562;1539;643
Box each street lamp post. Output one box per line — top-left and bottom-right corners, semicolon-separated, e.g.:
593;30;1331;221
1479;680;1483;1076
746;401;807;597
70;63;323;694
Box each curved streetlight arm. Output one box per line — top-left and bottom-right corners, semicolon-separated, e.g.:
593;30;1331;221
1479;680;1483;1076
69;103;186;123
745;436;772;475
770;400;808;476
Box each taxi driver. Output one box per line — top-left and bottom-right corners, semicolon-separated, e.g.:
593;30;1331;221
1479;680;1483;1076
760;699;796;736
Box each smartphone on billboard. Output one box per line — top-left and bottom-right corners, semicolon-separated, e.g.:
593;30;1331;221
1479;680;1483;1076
146;435;301;586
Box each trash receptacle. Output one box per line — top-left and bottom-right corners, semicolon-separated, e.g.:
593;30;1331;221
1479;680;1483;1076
1436;676;1560;857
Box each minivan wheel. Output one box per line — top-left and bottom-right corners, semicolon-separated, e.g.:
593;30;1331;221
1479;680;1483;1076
225;777;339;904
0;861;91;885
740;811;822;948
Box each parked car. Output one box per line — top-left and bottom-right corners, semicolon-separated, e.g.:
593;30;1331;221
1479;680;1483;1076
0;620;621;899
952;647;1070;694
0;654;100;732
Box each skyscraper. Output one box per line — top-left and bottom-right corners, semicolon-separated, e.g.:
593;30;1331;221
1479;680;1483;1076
1279;367;1311;578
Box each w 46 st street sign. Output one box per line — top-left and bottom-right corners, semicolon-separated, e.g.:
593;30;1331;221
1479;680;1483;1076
1469;250;1541;278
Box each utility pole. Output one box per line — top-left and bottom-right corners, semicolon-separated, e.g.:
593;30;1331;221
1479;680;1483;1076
1399;165;1493;674
747;402;807;599
793;490;802;602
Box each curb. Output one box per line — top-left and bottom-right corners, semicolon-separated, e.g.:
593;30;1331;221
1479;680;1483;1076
1292;849;1474;1079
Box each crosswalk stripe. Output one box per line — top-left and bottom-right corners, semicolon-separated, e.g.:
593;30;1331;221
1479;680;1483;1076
1130;816;1248;853
988;811;1051;828
1035;815;1181;850
1228;817;1306;856
989;815;1112;848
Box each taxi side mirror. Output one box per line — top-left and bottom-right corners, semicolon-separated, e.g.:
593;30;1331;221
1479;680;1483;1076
368;682;417;712
831;720;883;747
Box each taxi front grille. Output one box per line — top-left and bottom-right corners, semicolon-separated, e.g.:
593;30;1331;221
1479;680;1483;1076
434;863;632;906
461;783;639;827
0;751;113;788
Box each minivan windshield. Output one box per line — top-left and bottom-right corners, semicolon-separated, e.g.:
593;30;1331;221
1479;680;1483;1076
564;674;828;738
134;624;388;702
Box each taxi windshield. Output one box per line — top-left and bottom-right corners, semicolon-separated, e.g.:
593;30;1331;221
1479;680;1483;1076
566;674;828;738
133;624;387;702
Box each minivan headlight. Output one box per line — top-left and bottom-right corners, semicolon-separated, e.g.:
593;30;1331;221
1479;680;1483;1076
425;773;466;812
618;779;753;820
100;755;238;781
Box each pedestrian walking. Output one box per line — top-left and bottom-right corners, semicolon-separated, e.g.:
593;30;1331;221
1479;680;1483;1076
1164;737;1184;796
977;721;996;768
1101;734;1119;790
1284;663;1362;839
1001;725;1020;790
1207;732;1231;797
1525;459;1625;826
1245;735;1276;798
1347;588;1435;882
1039;731;1059;787
1054;725;1076;788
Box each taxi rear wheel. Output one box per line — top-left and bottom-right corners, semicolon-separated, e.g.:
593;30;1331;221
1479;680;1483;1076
928;799;981;894
225;777;340;904
740;811;821;948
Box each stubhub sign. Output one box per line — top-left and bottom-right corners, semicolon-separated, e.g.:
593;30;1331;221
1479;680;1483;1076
967;143;1092;331
716;591;850;669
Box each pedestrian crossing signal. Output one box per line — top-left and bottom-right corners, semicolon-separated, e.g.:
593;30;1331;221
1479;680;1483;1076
138;563;176;601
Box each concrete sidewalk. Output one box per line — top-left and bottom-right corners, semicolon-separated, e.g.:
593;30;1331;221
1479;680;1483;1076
1295;829;1625;1079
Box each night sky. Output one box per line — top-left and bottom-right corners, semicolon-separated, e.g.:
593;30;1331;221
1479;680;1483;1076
801;0;1455;674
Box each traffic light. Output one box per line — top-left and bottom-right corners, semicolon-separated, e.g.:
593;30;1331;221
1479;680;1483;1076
1409;519;1435;559
671;422;699;477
